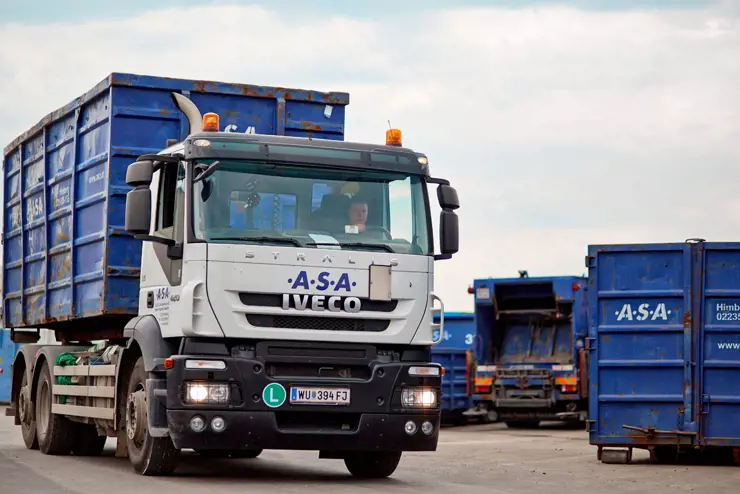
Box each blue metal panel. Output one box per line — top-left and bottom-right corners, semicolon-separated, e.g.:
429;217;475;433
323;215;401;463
0;329;21;403
697;242;740;446
499;320;573;363
433;312;475;350
3;73;349;329
587;243;694;447
433;350;472;413
432;312;475;413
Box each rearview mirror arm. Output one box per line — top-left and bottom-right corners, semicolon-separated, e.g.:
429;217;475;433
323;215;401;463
134;234;175;247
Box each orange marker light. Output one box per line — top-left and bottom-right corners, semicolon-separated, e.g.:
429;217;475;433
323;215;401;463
203;112;220;132
386;128;402;146
164;358;174;370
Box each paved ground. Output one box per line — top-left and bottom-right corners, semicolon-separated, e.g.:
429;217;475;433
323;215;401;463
0;409;736;494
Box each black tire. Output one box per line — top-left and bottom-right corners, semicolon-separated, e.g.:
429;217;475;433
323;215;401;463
483;408;500;424
72;424;107;456
125;356;179;476
19;370;39;450
35;361;76;455
196;449;263;459
344;451;402;478
505;420;540;429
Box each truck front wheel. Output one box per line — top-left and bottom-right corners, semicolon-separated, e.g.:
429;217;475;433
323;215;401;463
35;361;76;455
344;451;402;478
125;356;179;475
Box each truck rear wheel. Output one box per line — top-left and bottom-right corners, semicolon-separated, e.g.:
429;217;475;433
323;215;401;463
125;356;179;475
344;451;402;478
72;424;107;456
35;361;76;455
19;370;39;450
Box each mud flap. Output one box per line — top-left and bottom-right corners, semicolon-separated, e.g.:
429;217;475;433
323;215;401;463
146;378;169;437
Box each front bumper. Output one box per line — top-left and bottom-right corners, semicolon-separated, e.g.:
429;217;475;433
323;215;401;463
167;410;439;451
160;343;441;452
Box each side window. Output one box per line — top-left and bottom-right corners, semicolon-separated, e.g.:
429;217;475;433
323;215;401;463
388;177;413;241
155;162;186;240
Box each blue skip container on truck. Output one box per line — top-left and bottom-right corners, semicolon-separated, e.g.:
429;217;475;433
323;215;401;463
1;73;462;477
465;273;589;428
587;239;740;464
431;312;483;424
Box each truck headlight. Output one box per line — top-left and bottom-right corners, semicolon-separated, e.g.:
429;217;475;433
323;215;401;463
185;382;230;404
401;387;437;408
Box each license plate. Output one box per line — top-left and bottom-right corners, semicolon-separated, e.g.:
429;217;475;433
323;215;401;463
289;386;351;405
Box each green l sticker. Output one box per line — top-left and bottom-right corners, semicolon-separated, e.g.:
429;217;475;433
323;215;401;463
262;383;286;408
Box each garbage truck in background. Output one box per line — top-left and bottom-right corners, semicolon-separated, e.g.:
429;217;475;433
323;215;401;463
465;273;589;428
1;73;461;477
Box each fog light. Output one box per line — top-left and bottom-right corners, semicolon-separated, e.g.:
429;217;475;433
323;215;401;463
421;421;434;435
211;416;226;432
404;420;417;435
190;415;206;433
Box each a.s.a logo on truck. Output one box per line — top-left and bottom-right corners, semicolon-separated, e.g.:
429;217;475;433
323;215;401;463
282;271;362;313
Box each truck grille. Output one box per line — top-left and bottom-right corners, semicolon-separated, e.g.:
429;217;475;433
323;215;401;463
246;314;390;332
239;293;397;312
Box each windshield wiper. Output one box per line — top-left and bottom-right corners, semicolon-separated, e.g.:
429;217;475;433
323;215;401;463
307;242;395;253
210;236;302;247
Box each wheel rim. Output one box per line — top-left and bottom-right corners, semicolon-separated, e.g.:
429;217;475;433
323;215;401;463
19;375;31;425
126;383;147;449
38;379;51;437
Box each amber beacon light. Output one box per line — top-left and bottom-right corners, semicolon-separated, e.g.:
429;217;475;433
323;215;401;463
386;128;402;146
202;112;220;132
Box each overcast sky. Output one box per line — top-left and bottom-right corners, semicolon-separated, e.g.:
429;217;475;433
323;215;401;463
1;0;739;312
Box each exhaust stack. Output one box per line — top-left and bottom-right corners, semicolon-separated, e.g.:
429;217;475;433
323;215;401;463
171;92;203;135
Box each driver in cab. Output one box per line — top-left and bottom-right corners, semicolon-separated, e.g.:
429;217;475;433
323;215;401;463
346;196;369;234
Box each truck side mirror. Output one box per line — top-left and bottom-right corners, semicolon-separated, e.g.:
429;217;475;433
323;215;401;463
437;184;459;211
434;183;459;260
125;160;154;236
125;187;152;236
126;159;154;187
439;209;459;257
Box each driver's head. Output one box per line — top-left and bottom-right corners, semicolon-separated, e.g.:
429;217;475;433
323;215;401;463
348;197;368;226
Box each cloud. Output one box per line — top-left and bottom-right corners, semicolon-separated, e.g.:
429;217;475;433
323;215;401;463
1;3;739;312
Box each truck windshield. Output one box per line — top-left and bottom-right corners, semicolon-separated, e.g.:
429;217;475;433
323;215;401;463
191;159;431;255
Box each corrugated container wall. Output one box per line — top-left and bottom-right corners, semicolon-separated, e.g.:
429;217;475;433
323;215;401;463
432;312;476;415
587;241;740;454
2;73;349;330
